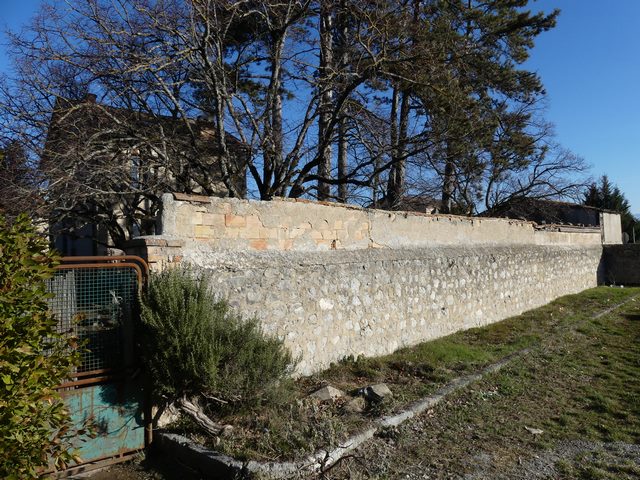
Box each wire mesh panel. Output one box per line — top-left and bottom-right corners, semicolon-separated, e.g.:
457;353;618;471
47;263;140;377
44;257;149;473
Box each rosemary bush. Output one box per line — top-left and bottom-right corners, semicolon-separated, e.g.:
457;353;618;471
140;266;295;409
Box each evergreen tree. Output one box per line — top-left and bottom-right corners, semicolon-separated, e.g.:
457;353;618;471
0;0;591;248
584;175;638;242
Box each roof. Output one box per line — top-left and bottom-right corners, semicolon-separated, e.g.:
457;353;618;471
479;198;610;226
45;94;247;154
42;94;248;194
373;194;440;213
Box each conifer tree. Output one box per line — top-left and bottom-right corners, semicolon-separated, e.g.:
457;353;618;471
0;0;592;248
585;175;638;241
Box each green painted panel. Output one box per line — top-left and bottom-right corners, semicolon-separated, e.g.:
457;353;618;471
62;380;144;463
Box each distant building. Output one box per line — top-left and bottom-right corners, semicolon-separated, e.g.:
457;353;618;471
479;198;609;226
43;94;248;255
373;194;440;214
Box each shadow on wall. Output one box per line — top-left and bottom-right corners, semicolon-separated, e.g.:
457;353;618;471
597;253;608;285
602;244;640;286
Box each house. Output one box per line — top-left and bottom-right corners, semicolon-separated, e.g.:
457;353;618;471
372;194;440;214
479;197;610;227
42;94;248;255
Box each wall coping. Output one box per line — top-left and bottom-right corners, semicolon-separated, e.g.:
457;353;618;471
123;236;185;248
168;192;603;234
176;243;603;271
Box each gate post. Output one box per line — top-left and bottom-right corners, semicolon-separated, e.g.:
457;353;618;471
124;237;185;272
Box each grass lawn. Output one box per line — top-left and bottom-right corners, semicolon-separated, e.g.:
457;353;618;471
169;286;640;477
324;286;640;479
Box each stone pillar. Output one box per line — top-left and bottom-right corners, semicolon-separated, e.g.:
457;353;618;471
124;237;185;272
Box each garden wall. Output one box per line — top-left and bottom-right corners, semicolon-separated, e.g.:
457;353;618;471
127;193;611;375
157;193;603;252
602;244;640;285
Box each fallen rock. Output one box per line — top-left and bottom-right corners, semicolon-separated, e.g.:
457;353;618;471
309;385;344;402
343;396;366;413
362;383;392;402
525;426;544;435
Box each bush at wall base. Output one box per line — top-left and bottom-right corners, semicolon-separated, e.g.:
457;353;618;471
0;215;81;479
140;266;296;419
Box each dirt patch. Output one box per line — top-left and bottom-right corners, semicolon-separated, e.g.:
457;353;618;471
73;453;201;480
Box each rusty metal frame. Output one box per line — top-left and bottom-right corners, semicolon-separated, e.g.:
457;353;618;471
53;260;146;389
56;261;145;292
61;255;149;280
47;449;142;478
56;371;123;390
50;255;153;467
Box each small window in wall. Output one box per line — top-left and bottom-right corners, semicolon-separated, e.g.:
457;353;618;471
131;156;141;189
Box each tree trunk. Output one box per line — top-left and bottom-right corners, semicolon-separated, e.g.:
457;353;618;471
176;396;232;437
337;116;348;202
372;147;381;208
386;87;399;207
336;0;349;203
441;142;456;214
386;89;409;208
263;33;287;200
317;0;334;200
395;91;410;200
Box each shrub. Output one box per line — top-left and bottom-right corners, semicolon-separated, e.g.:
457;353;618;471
0;215;80;478
140;266;295;409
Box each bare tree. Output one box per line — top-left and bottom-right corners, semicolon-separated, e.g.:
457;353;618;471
0;141;40;219
0;0;588;248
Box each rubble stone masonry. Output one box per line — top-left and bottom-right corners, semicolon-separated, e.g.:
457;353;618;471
126;193;610;375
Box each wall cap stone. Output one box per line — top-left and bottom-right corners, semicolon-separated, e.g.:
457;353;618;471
180;243;604;271
172;192;214;204
165;191;604;235
124;236;185;248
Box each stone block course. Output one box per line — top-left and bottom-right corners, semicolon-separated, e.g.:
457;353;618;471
156;193;603;253
168;245;602;375
126;194;612;376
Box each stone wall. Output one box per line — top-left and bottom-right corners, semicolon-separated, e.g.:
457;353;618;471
127;193;610;375
173;245;602;375
157;193;603;253
602;244;640;285
600;212;623;244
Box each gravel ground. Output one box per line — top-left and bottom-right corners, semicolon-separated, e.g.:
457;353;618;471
81;435;640;480
317;421;640;479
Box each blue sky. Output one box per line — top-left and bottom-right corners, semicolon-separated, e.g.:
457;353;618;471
525;0;640;213
0;0;43;75
1;0;638;212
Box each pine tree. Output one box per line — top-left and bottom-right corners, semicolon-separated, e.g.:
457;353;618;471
584;175;638;242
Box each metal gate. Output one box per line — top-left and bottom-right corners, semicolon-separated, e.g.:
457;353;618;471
47;256;150;475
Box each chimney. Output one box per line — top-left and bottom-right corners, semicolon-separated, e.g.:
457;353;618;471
85;93;97;103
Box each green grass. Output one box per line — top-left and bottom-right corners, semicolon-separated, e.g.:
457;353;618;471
557;451;640;480
320;286;640;478
171;286;640;467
